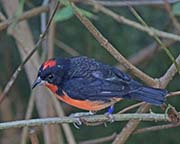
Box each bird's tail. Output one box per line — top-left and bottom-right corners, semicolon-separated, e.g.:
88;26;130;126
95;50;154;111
125;87;167;106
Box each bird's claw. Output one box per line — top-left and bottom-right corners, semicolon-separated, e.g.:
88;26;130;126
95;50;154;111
69;111;95;128
73;118;82;129
165;104;180;123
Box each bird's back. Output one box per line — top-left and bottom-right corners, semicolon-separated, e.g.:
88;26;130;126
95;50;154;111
67;56;116;80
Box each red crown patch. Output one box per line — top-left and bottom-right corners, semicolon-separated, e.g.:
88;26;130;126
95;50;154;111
43;59;56;70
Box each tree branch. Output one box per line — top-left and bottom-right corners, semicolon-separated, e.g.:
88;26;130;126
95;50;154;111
79;133;117;144
0;5;49;31
73;4;156;86
159;54;180;87
118;102;145;114
134;122;180;134
116;38;176;71
90;2;180;42
0;113;172;130
167;91;180;97
164;0;180;33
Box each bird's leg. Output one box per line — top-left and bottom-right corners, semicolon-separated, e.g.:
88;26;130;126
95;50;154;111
69;111;96;128
105;105;115;122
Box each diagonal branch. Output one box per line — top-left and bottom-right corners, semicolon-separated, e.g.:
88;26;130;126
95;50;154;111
73;4;156;86
160;55;180;87
164;0;180;33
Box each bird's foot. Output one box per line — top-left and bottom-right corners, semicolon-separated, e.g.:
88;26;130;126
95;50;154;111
73;118;82;129
69;111;95;128
104;105;115;123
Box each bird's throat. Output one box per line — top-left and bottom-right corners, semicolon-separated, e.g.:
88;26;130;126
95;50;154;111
45;82;58;93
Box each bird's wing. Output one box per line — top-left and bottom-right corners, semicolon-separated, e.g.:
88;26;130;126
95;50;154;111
63;68;141;101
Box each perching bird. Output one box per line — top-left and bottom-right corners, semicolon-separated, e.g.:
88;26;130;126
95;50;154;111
32;56;167;115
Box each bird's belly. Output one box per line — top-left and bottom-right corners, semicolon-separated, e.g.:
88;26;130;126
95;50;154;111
45;83;122;111
55;91;122;111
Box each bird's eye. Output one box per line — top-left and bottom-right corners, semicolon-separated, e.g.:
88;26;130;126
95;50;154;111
47;74;54;81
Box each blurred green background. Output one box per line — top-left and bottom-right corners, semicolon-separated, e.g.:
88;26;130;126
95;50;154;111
0;0;180;144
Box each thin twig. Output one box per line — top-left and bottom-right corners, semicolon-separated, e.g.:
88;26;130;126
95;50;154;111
47;0;56;58
129;6;180;74
0;5;49;31
0;1;59;104
55;39;80;56
112;103;151;144
79;133;117;144
118;102;145;114
21;93;35;144
84;0;180;7
164;0;180;33
134;122;180;134
90;2;180;42
117;90;180;115
29;129;39;144
159;54;180;87
40;0;49;60
167;91;180;97
0;113;173;130
117;39;175;70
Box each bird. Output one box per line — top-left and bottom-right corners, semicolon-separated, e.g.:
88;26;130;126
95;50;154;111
32;56;167;116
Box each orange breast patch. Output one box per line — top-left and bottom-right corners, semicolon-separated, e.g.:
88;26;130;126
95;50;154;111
55;91;122;111
45;83;58;93
45;84;122;111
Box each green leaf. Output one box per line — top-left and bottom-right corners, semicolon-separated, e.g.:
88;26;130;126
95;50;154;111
16;0;25;16
58;0;70;6
172;2;180;16
54;5;74;22
71;4;94;18
78;8;94;18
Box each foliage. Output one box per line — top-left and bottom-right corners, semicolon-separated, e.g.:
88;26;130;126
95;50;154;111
172;2;180;16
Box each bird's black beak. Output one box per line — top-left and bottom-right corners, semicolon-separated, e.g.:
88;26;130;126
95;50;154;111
32;77;44;89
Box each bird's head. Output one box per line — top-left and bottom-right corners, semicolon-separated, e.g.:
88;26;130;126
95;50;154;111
32;58;69;92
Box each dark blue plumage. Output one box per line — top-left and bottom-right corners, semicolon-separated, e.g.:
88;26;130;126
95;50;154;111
47;56;167;106
33;56;168;112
